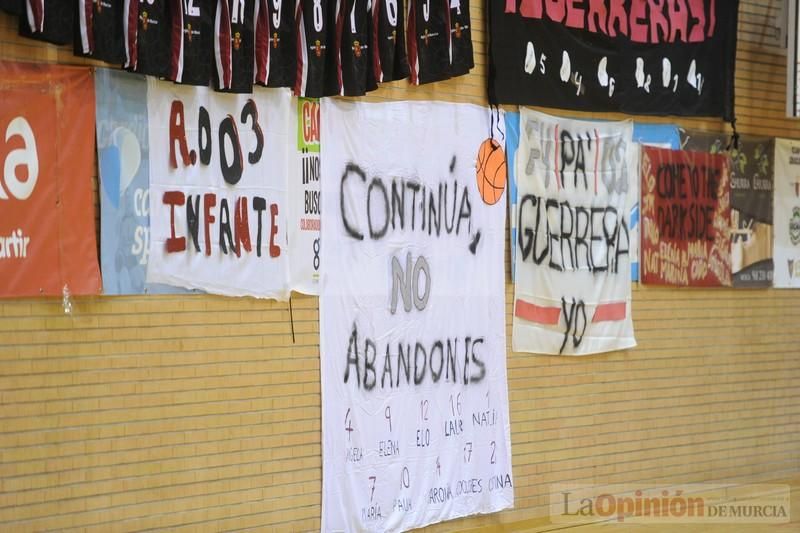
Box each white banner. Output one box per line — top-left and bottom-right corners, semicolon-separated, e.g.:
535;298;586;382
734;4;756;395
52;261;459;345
512;108;636;355
320;100;514;532
146;80;290;299
773;138;800;288
288;97;321;295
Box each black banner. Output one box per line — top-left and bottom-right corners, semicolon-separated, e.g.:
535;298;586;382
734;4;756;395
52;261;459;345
489;1;738;120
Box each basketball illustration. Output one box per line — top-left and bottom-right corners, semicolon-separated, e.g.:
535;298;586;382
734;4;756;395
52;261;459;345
476;138;507;205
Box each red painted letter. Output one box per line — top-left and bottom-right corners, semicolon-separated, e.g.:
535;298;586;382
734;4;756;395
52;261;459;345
519;0;543;18
629;0;648;43
565;0;585;29
269;203;281;258
687;0;706;42
668;0;689;42
203;193;217;256
707;0;716;37
234;197;252;257
163;191;186;253
544;0;565;22
608;0;628;37
648;0;669;43
169;100;190;169
587;0;607;34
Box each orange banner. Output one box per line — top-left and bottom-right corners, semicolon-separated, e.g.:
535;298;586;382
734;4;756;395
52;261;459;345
0;61;101;297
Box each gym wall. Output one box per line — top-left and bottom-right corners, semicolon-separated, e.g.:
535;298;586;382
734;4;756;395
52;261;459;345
0;1;798;531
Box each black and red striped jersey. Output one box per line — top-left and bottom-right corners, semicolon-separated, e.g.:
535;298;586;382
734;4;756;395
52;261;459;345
448;0;472;76
338;0;376;96
294;0;340;98
254;0;296;88
406;0;450;85
371;0;408;83
75;0;126;64
123;0;171;77
19;0;73;45
212;0;255;93
169;0;213;86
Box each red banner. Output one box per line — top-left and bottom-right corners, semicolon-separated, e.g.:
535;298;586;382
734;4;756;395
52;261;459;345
641;146;731;287
0;61;101;297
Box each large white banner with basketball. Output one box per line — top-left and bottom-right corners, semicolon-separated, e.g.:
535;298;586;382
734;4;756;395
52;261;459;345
512;108;637;355
319;100;513;532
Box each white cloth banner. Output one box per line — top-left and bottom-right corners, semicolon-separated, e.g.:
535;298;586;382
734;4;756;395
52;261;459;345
773;138;800;288
146;80;291;299
288;97;321;295
320;100;514;532
512;108;637;355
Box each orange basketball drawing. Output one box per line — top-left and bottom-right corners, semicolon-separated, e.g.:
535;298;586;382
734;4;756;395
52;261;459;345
476;138;507;205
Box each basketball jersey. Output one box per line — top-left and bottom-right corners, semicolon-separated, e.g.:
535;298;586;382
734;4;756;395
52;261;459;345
338;0;376;96
294;0;340;98
76;0;126;64
448;0;471;76
406;0;450;85
371;0;408;83
254;0;296;88
212;0;255;93
169;0;213;86
123;0;171;77
19;1;73;45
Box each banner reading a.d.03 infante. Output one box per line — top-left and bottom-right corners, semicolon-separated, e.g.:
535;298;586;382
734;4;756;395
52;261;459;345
147;80;291;299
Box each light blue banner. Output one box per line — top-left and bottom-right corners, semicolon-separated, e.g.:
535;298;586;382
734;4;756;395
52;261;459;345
634;124;680;150
95;68;193;294
506;111;521;281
